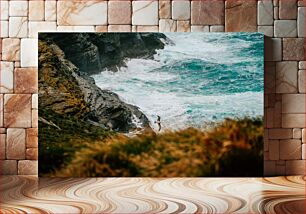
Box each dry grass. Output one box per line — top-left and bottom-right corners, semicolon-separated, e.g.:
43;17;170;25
54;117;263;177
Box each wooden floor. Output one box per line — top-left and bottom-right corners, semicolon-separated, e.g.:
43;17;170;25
0;176;305;214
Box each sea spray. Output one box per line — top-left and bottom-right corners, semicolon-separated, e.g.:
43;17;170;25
93;33;264;130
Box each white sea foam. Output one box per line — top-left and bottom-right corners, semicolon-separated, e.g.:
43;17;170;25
93;33;264;131
158;33;257;65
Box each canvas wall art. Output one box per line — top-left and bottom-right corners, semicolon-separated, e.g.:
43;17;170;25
38;33;264;177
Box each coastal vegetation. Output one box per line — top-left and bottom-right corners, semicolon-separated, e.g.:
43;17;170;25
44;117;263;177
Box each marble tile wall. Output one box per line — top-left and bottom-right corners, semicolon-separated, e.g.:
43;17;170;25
0;0;305;176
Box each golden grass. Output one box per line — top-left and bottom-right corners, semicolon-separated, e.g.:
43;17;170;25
54;117;263;177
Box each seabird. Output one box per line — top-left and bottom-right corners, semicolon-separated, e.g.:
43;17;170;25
155;115;161;132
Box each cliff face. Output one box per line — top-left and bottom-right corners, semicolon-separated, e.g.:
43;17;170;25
39;33;167;175
39;33;167;133
38;33;165;175
39;39;153;132
39;33;167;75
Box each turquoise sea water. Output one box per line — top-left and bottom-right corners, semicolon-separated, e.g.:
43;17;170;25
94;33;264;130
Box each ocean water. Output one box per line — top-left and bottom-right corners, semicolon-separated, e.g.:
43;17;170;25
93;33;264;131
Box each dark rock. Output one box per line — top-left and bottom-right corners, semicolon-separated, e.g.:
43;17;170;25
39;40;150;133
39;33;168;75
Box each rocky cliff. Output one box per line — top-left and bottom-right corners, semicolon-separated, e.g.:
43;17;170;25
39;33;168;75
39;33;167;133
38;33;168;175
40;41;143;132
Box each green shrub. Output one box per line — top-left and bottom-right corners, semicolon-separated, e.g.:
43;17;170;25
38;108;114;176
